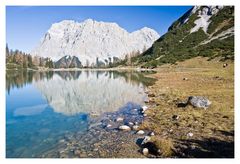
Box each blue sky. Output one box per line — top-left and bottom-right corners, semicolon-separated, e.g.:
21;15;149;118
6;6;192;53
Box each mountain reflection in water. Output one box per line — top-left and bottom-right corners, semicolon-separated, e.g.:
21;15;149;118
6;70;156;116
6;70;156;158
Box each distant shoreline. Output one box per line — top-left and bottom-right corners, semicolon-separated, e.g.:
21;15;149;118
6;67;156;72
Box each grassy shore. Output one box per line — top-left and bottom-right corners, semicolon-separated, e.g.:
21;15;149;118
141;57;234;157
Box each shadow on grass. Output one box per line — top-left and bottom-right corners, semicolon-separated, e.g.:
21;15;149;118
177;135;234;158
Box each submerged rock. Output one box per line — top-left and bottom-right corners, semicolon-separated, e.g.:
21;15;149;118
116;117;124;122
119;125;131;131
58;139;66;143
187;96;211;109
128;122;134;126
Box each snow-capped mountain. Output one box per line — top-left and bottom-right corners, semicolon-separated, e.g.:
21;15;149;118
31;19;160;67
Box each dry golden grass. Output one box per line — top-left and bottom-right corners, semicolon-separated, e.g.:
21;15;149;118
151;136;174;157
143;57;234;157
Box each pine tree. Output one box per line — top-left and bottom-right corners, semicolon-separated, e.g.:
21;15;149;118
39;57;43;67
6;44;9;56
23;55;27;68
27;55;33;68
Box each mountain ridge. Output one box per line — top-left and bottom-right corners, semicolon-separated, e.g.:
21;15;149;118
31;19;160;67
132;5;234;68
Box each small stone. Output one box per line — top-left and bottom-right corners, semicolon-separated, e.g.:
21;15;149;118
169;129;173;133
87;153;93;157
116;117;124;122
133;108;138;111
187;132;193;137
74;150;81;156
223;115;229;119
183;77;188;81
143;114;147;117
148;93;156;97
128;122;134;126
58;139;65;143
144;99;150;103
142;148;149;156
141;136;151;145
93;148;98;151
142;106;148;111
132;125;139;131
106;124;112;128
135;122;139;125
191;145;196;149
172;115;179;120
150;132;155;136
223;63;228;68
136;130;145;135
119;125;131;131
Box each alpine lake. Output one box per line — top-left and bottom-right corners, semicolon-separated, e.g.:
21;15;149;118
6;69;156;158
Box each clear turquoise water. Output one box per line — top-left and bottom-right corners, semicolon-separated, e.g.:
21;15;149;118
6;70;155;158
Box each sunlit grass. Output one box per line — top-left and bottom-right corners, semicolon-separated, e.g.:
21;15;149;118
142;57;234;157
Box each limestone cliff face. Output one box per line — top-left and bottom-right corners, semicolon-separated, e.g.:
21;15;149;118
31;19;159;67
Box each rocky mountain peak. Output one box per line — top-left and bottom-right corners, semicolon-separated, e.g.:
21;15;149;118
31;19;159;67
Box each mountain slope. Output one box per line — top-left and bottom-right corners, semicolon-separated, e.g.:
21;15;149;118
31;19;159;67
133;6;234;68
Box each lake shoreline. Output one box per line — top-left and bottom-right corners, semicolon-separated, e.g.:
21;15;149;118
6;57;234;158
139;57;234;158
43;57;234;158
6;67;156;72
6;68;154;158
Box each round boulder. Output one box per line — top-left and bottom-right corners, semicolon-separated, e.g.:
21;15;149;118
187;96;211;109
